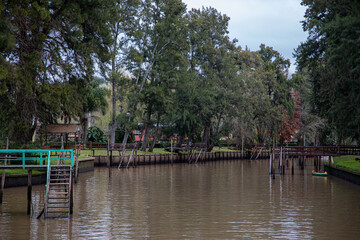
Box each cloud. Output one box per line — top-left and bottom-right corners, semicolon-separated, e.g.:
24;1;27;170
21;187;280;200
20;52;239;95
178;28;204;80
182;0;308;73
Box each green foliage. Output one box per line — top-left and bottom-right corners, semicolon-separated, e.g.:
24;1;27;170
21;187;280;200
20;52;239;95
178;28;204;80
295;0;360;143
0;0;114;143
0;0;303;149
87;126;107;143
114;113;136;143
0;169;44;175
333;155;360;174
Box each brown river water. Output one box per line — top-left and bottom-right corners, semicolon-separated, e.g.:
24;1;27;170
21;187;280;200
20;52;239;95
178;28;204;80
1;159;360;239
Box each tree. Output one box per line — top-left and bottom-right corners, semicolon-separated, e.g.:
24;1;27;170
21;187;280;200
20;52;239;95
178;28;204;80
278;91;301;144
101;0;139;146
0;0;113;143
79;77;109;145
124;0;188;151
295;0;360;143
183;7;237;150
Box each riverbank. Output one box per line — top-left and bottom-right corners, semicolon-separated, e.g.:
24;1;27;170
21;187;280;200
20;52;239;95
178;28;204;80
93;150;269;166
1;157;95;188
325;155;360;185
1;150;270;188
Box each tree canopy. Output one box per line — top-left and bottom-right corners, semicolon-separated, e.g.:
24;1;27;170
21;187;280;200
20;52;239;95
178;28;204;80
0;0;311;149
0;0;113;142
295;0;360;143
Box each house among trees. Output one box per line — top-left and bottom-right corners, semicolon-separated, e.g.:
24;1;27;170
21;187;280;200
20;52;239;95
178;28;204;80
42;124;81;149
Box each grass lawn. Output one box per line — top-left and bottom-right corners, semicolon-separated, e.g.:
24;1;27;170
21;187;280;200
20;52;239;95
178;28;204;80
333;155;360;174
81;148;171;156
211;147;237;152
0;169;45;175
81;147;239;156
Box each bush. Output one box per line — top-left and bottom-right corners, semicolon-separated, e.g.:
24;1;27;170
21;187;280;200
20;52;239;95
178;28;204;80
87;126;107;143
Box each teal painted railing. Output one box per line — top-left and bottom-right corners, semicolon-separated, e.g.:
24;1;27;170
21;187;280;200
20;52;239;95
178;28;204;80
0;149;74;169
0;149;74;195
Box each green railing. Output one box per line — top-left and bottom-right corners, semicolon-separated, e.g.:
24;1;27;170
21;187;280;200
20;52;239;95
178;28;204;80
0;149;74;169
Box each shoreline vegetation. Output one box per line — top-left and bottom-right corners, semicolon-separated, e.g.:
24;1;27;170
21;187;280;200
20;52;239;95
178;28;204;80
79;147;239;157
332;155;360;175
0;147;238;176
3;152;360;177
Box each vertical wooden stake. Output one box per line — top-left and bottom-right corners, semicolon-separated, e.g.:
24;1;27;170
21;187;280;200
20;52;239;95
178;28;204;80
280;146;283;175
75;154;79;183
27;170;32;215
269;153;272;175
0;170;5;204
171;139;173;165
106;138;110;168
1;139;9;204
70;172;73;214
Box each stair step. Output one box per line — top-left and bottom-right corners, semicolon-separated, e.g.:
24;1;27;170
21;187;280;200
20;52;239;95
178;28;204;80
48;199;69;202
47;211;69;213
46;215;69;219
48;195;68;198
49;183;70;186
49;187;69;190
45;166;73;218
47;206;69;208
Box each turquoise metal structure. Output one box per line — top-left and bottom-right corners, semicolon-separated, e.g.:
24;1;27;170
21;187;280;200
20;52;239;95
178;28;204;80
0;149;74;188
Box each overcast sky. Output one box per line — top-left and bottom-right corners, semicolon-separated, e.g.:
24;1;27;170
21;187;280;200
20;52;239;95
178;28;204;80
182;0;308;74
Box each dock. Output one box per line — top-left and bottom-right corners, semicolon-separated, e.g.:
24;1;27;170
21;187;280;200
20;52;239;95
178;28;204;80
0;149;75;218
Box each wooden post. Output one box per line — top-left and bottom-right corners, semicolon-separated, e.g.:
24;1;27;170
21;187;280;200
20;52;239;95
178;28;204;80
241;135;244;159
70;169;74;214
329;156;333;167
280;146;283;175
110;150;113;167
0;170;5;204
106;138;110;168
269;152;272;175
171;139;173;165
27;170;32;215
0;139;8;204
75;154;79;183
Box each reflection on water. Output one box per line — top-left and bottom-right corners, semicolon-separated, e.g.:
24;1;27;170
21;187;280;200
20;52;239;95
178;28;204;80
1;160;360;239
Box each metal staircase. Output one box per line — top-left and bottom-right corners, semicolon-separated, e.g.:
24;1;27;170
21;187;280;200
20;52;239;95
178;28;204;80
44;165;73;218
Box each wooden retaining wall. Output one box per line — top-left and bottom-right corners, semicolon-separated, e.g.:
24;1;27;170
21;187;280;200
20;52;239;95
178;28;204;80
93;151;270;167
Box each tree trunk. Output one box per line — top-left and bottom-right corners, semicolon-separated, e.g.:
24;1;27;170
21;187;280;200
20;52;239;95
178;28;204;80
110;77;116;146
149;112;160;152
140;109;152;152
176;132;184;148
81;116;87;147
202;124;212;152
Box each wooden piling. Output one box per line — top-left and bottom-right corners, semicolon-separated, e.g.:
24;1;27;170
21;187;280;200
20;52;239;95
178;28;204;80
70;170;74;214
1;139;9;204
0;170;5;204
106;141;110;168
27;170;32;215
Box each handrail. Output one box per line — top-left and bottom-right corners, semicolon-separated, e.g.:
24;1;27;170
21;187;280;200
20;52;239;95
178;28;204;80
0;149;74;169
271;146;360;156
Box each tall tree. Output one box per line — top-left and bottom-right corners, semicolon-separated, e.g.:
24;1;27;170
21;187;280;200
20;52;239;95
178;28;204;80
125;0;188;151
184;7;236;150
295;0;360;143
102;0;139;146
79;77;109;145
0;0;113;143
